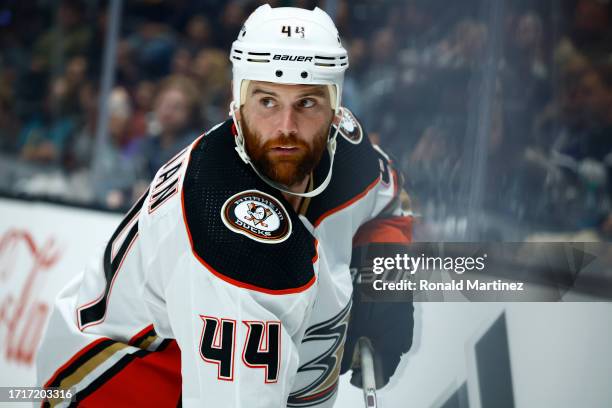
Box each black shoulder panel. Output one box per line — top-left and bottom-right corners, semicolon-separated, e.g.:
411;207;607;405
305;126;384;226
182;120;317;292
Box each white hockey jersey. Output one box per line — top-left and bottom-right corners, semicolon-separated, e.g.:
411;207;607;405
37;115;411;407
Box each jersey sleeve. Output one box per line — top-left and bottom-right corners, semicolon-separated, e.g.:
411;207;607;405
36;191;182;407
369;142;411;220
341;143;415;389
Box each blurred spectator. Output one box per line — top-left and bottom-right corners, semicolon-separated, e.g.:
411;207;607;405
396;1;435;48
570;0;612;62
552;65;612;179
17;54;89;165
342;37;368;117
18;77;77;164
344;0;391;40
86;8;108;77
184;15;214;53
530;63;612;229
92;87;142;208
61;55;89;116
502;11;550;149
407;124;458;192
333;0;351;38
0;88;20;154
361;28;399;136
32;0;92;72
115;39;140;89
171;47;194;78
192;48;231;127
216;1;247;50
13;57;49;122
435;19;488;68
65;81;98;170
131;75;201;181
127;18;176;80
65;56;88;89
513;12;547;78
127;80;157;143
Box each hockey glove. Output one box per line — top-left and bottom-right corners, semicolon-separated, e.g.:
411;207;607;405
340;217;414;389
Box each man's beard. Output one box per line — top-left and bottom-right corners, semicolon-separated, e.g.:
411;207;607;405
242;119;329;188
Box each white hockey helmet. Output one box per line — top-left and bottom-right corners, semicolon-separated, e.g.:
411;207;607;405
230;4;348;110
229;4;349;198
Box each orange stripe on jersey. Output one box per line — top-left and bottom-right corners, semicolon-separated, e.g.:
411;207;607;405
313;175;381;228
352;216;413;247
312;239;319;264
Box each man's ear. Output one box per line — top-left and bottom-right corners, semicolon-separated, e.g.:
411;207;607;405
332;109;343;127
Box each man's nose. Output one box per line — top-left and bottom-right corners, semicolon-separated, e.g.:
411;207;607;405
277;106;299;136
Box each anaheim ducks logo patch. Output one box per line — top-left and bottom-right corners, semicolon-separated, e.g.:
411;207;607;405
337;107;363;144
221;190;292;244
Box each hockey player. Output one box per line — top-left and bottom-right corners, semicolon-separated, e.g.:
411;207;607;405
37;5;414;407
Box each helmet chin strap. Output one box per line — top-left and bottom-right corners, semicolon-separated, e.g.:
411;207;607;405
230;101;342;198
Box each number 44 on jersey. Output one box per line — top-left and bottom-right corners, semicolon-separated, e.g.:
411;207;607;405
199;316;281;383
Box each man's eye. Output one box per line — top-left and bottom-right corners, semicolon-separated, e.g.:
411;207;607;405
299;98;316;108
260;97;276;108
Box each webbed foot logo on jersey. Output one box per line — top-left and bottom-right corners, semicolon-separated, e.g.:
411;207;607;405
245;203;273;227
222;190;292;244
288;301;351;407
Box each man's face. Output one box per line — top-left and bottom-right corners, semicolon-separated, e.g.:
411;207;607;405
239;81;334;188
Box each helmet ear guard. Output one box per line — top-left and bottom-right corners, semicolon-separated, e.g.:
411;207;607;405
228;4;349;197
